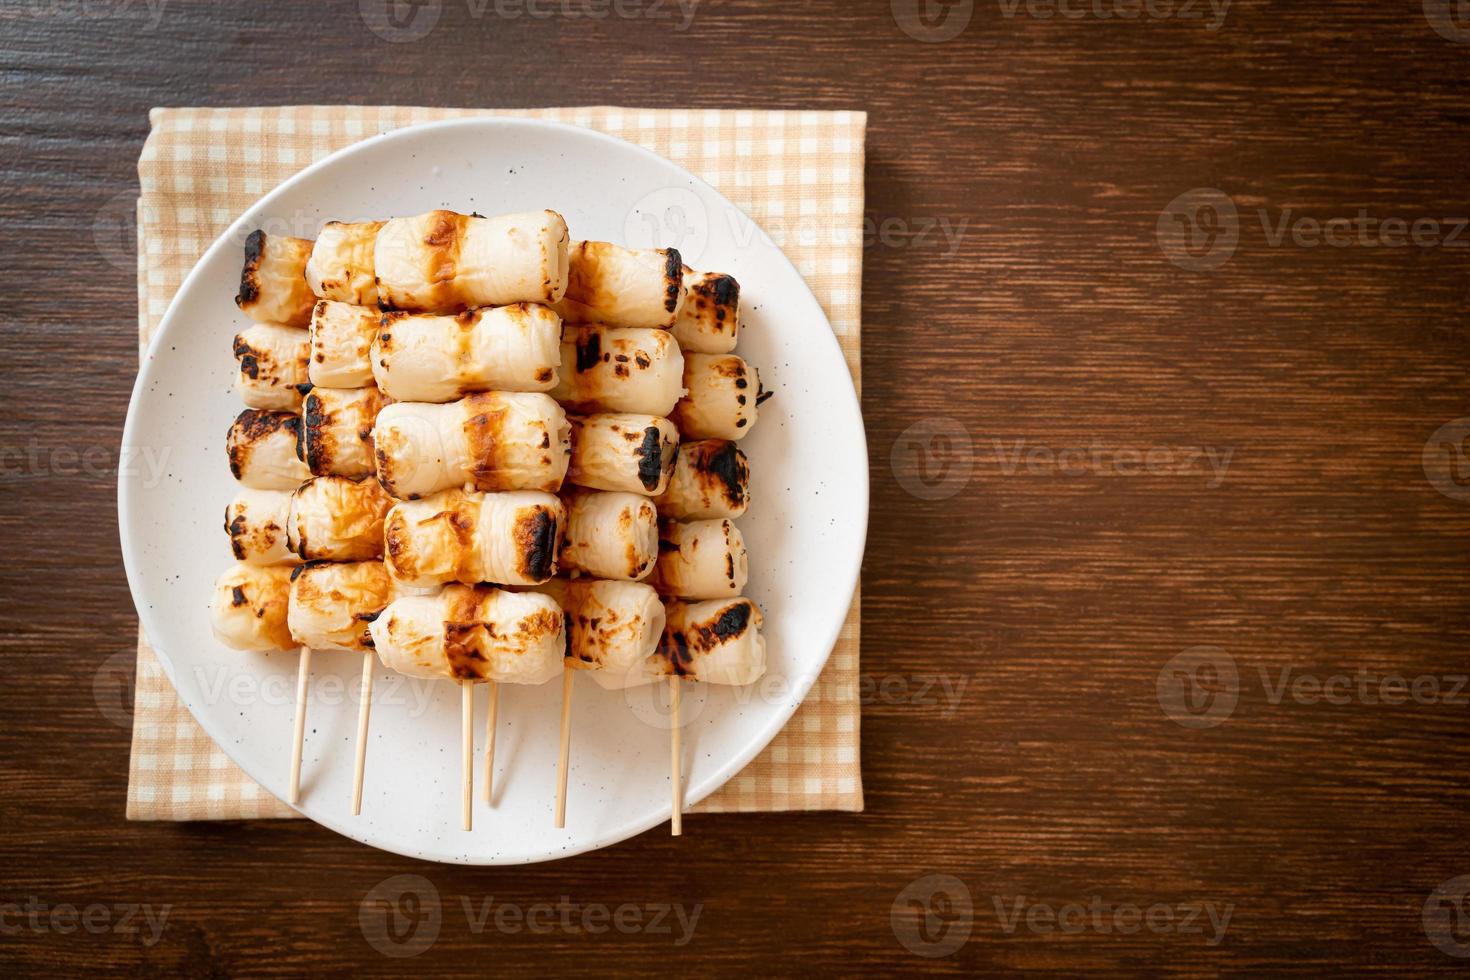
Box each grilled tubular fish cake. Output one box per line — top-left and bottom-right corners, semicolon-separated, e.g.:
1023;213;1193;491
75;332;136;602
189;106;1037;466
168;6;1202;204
227;409;312;491
300;386;392;479
656;597;766;687
374;209;570;313
649;519;748;600
372;303;562;403
558;488;659;582
654;439;749;521
287;560;394;653
309;300;379;389
384;489;565;590
210;562;295;651
373;392;570;499
305;220;384;306
540;578;665;690
671;353;760;441
233;323;310;411
225;488;296;566
369;585;565;685
551;323;685;417
236;230;316;328
671;269;739;354
286;476;393;562
553;240;686;329
567;413;680;497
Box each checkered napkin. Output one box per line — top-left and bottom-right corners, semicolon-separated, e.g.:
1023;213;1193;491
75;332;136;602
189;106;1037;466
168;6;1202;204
126;105;865;821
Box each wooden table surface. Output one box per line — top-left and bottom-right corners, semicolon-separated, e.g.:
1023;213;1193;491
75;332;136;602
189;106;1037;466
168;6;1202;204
5;0;1470;974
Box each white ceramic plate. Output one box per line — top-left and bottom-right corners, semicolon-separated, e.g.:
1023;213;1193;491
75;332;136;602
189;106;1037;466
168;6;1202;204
118;118;866;864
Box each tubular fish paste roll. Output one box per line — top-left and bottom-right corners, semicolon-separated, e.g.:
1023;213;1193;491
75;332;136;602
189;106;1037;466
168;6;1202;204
671;270;740;354
369;585;565;685
567;414;679;497
384;489;564;589
654;439;749;521
287;560;394;653
305;220;384;306
228;409;312;491
300;386;391;479
225;488;296;566
553;240;685;329
671;353;759;441
233;323;310;411
373;392;570;499
656;598;767;687
551;324;685;416
540;578;665;690
374;209;570;312
287;476;393;562
236;230;316;328
309;300;379;389
649;519;748;600
372;303;562;402
558;489;659;582
211;562;295;651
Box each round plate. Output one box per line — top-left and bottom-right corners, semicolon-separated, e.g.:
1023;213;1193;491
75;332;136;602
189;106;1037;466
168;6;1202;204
118;118;867;864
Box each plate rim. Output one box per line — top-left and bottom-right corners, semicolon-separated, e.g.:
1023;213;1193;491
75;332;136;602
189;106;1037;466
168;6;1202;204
117;115;868;864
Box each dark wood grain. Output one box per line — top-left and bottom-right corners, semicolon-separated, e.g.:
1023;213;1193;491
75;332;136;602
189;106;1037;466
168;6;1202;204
4;0;1470;973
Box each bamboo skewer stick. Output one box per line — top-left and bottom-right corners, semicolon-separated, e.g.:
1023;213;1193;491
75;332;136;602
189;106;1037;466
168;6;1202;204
352;654;374;815
288;646;312;806
482;681;499;804
670;676;683;837
461;682;474;831
554;665;574;828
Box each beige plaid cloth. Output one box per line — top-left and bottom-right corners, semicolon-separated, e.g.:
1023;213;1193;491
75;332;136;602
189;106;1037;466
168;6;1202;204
127;105;865;821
